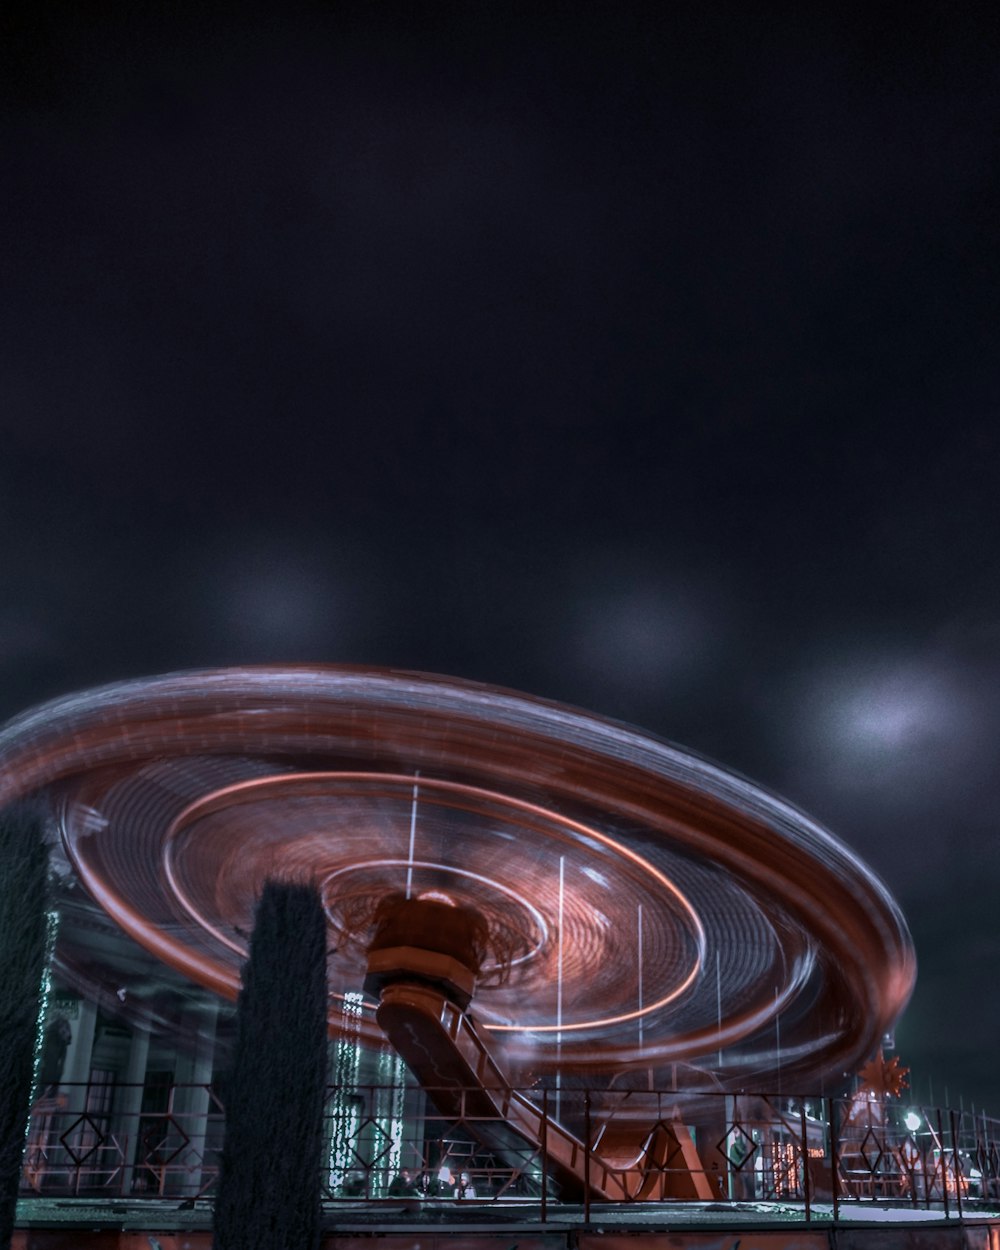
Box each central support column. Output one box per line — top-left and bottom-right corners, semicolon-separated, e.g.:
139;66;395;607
363;892;716;1203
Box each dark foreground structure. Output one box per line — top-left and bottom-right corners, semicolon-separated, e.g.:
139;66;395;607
212;880;327;1250
0;805;49;1250
0;668;972;1248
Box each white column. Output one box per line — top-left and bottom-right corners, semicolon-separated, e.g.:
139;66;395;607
56;998;98;1183
60;998;98;1109
169;999;219;1196
116;1024;151;1195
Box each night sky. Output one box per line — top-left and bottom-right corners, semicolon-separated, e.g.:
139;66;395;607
4;4;1000;1112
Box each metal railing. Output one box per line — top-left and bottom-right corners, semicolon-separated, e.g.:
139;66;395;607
19;1081;1000;1221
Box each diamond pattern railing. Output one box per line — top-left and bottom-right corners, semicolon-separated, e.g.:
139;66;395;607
21;1084;224;1199
18;1081;1000;1219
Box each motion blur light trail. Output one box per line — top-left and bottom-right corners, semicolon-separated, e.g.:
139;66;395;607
0;666;915;1088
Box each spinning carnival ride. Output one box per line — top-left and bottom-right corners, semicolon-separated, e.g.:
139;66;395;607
0;667;915;1201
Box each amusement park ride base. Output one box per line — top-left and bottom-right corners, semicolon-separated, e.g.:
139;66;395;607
0;667;936;1240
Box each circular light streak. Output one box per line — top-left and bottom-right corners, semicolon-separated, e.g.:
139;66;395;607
159;772;706;1034
0;665;916;1086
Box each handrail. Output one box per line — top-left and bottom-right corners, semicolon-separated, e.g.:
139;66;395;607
21;1077;1000;1217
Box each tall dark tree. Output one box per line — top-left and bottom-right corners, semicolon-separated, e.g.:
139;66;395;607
0;803;49;1250
213;880;328;1250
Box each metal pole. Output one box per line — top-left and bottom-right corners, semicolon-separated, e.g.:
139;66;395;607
827;1096;840;1224
716;950;723;1066
909;1124;919;1209
541;1087;548;1224
800;1102;811;1222
923;1110;932;1210
951;1108;964;1221
583;1090;592;1226
937;1108;950;1219
637;904;644;1054
725;1093;735;1201
405;774;419;898
556;855;565;1123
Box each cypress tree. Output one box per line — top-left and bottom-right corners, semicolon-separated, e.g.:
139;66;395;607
213;880;328;1250
0;803;49;1250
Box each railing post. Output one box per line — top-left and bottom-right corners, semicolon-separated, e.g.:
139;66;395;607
923;1109;932;1210
583;1090;592;1226
827;1096;840;1224
800;1102;811;1221
908;1126;919;1209
937;1108;950;1219
951;1109;964;1221
541;1087;548;1224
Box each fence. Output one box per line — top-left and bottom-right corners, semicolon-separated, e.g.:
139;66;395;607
19;1080;1000;1221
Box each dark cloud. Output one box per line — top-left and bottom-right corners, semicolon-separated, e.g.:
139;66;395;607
3;1;1000;1110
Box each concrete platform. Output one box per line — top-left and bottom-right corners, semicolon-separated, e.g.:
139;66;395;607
13;1197;1000;1249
